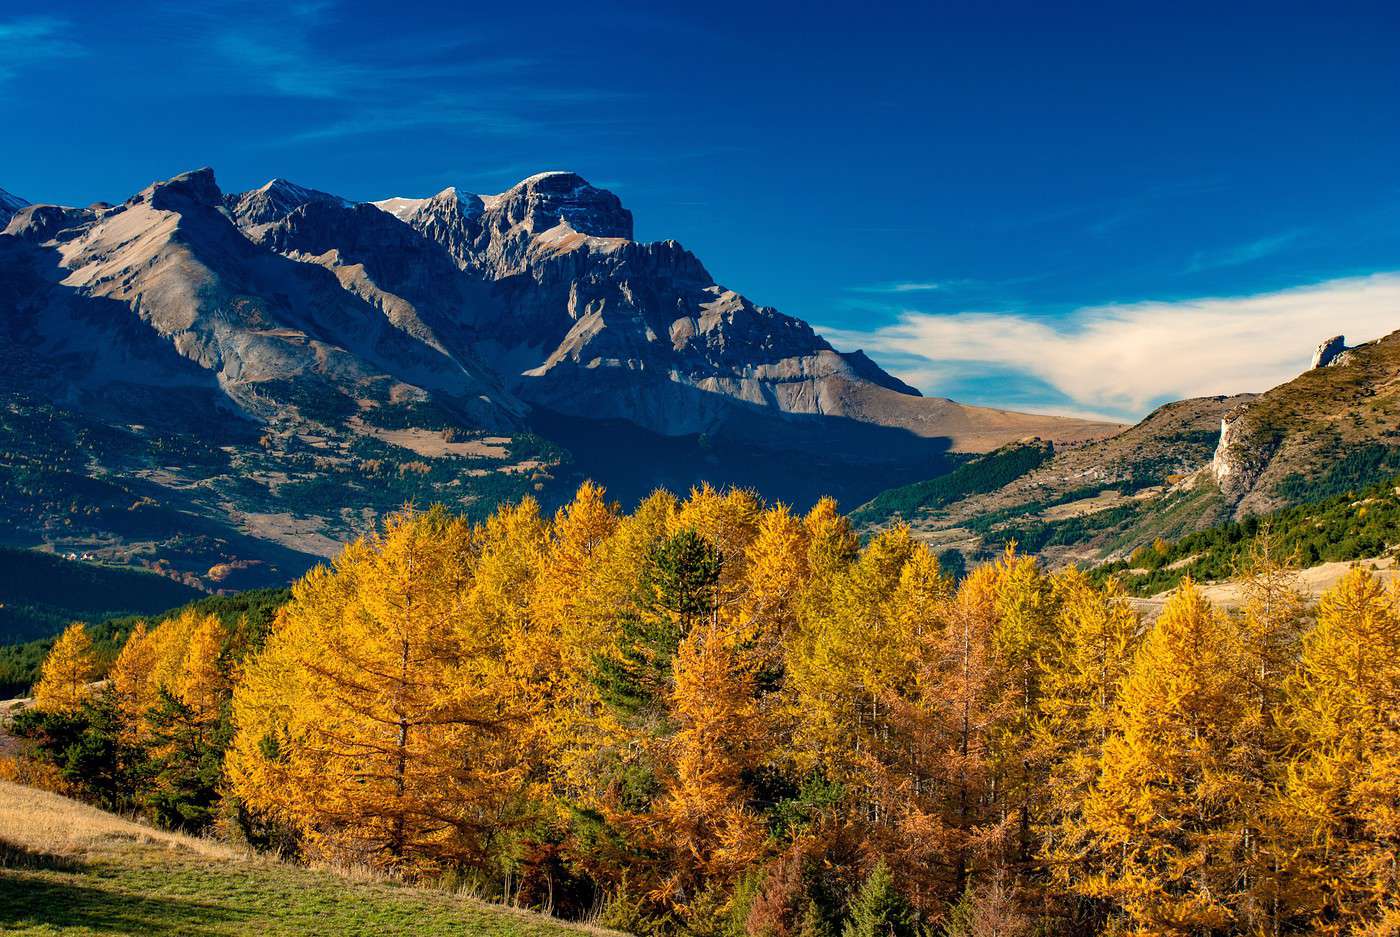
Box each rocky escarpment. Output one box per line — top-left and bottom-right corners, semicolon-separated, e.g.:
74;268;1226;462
352;170;1091;446
1197;331;1400;519
1;168;520;431
0;165;1129;591
226;178;350;229
1;165;1118;459
1208;404;1280;500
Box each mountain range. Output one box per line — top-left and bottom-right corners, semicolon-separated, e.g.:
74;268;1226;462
0;168;1116;589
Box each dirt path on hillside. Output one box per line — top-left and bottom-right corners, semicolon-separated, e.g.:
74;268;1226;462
1129;555;1400;618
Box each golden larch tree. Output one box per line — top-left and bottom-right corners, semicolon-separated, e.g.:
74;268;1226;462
1280;566;1400;934
1075;580;1252;934
228;507;532;872
33;622;98;713
653;616;767;904
1033;568;1140;917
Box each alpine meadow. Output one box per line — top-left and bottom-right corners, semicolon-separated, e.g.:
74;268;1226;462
3;2;1400;936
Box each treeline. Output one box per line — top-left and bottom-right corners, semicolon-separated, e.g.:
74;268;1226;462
0;589;288;697
1094;473;1400;595
8;482;1400;936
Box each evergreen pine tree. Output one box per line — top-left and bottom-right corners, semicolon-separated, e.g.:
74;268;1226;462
843;861;919;937
591;528;722;718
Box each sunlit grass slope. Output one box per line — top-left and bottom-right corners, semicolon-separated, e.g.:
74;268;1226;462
0;779;615;937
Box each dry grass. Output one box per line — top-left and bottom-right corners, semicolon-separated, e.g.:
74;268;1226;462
0;779;623;936
1129;555;1400;618
0;779;239;863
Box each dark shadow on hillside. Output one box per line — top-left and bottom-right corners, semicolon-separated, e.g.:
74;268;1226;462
531;406;957;511
0;836;86;872
0;869;251;935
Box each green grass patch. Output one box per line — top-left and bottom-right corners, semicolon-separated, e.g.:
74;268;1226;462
0;842;606;937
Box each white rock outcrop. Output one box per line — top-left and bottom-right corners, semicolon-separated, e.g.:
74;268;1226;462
1311;335;1348;369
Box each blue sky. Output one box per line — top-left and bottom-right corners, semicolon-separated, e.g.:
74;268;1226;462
3;0;1398;421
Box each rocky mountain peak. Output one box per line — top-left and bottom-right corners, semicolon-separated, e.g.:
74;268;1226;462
227;177;351;227
484;171;632;239
141;167;224;211
2;203;94;242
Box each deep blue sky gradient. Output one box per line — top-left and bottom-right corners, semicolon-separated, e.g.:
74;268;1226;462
3;1;1397;416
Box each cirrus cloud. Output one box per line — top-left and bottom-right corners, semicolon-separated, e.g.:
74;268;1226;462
0;16;84;82
820;273;1400;421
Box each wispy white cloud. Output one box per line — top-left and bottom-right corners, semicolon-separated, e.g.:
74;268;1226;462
1187;229;1308;273
0;16;84;82
850;281;944;294
821;273;1400;421
205;2;627;144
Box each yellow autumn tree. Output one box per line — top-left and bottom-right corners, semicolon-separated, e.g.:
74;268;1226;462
528;482;622;808
891;557;1010;905
33;622;98;713
1033;569;1140;909
1280;566;1400;934
653;616;767;904
738;504;808;673
532;481;621;673
985;546;1056;868
784;525;924;780
109;610;219;739
550;489;679;887
1230;547;1308;935
173;613;230;727
109;620;157;723
1075;580;1252;934
228;506;532;872
796;496;859;626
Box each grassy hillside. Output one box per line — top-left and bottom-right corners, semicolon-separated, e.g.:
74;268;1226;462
863;331;1400;568
1089;473;1400;596
852;395;1239;564
0;588;289;698
0;780;612;937
0;547;203;645
849;441;1051;528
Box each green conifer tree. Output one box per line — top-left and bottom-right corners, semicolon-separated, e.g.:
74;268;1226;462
843;861;919;937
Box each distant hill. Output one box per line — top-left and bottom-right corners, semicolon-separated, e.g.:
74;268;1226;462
0;547;202;644
848;440;1054;528
1089;472;1400;597
855;393;1243;563
858;329;1400;566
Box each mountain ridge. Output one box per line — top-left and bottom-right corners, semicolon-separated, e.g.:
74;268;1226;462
0;165;1119;589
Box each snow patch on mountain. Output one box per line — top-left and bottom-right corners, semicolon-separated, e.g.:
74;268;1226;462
371;195;431;220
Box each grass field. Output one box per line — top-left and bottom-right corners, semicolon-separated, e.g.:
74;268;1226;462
0;780;615;936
